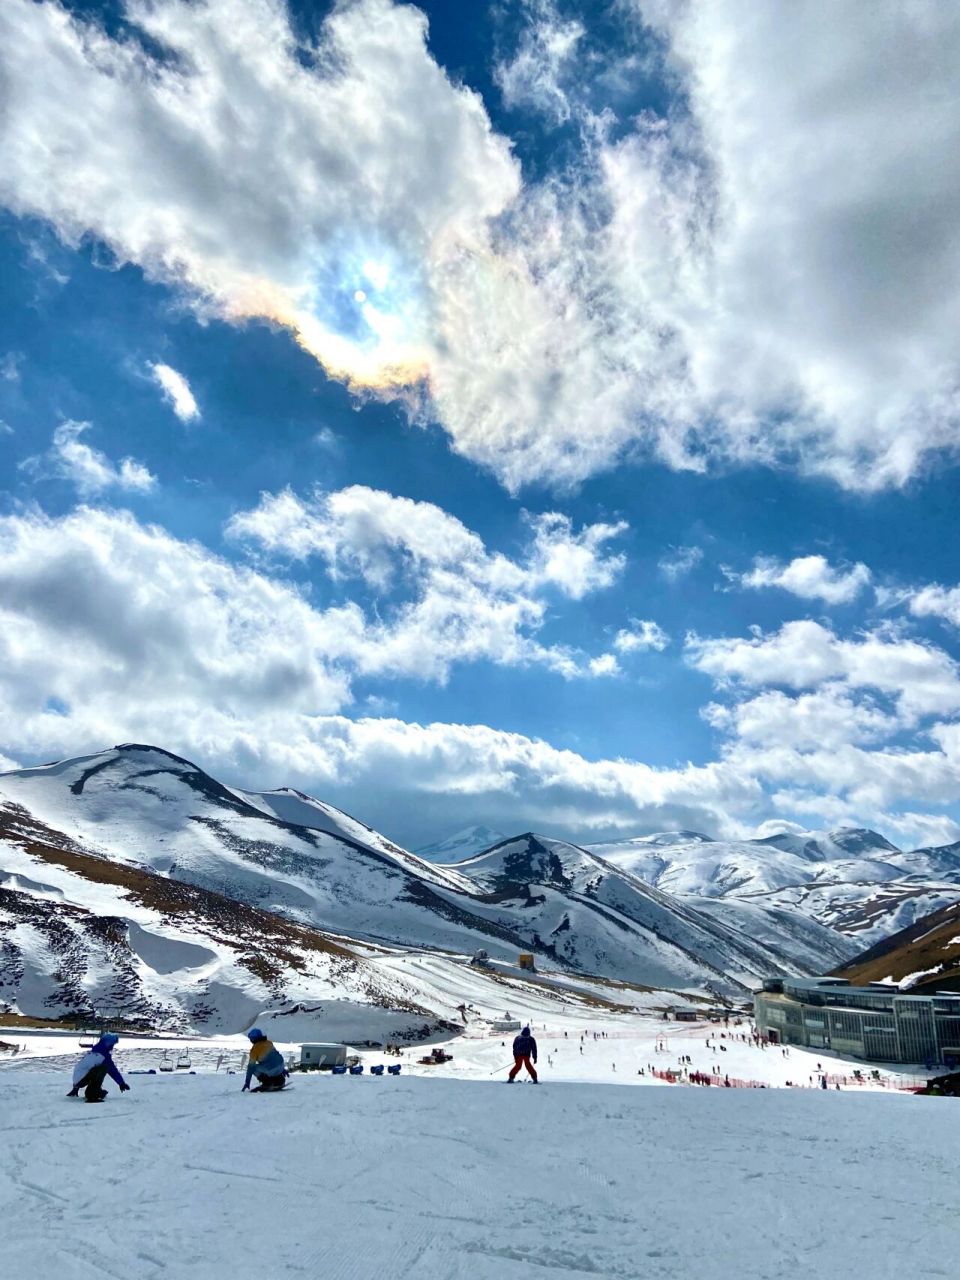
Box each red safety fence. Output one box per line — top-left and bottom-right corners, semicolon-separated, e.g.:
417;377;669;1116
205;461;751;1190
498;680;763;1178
651;1068;924;1091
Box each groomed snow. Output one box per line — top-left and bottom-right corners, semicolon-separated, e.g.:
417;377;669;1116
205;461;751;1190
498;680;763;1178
1;1061;956;1279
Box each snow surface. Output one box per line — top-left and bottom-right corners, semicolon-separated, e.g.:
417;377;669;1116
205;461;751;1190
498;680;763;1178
1;1031;956;1280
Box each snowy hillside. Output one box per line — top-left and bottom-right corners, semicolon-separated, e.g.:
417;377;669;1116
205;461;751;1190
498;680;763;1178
1;790;700;1035
0;746;855;1010
415;824;508;862
589;827;960;946
449;833;856;990
0;798;448;1035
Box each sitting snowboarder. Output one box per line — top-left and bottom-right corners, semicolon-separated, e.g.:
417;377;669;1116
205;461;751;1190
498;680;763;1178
67;1032;130;1102
242;1028;288;1092
508;1026;538;1083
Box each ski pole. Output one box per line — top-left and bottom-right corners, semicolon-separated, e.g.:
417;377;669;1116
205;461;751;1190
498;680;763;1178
489;1062;515;1075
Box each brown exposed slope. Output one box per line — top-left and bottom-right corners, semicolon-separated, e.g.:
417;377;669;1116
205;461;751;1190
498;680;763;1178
833;898;960;993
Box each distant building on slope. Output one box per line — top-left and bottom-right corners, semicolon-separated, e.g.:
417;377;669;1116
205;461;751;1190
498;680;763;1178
754;977;960;1067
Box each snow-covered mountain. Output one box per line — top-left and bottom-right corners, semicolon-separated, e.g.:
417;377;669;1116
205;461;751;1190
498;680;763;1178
447;833;856;990
0;797;444;1036
834;899;960;994
0;746;856;1014
415;825;507;863
588;828;960;946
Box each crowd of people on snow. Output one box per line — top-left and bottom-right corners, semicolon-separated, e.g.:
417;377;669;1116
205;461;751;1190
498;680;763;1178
63;1016;926;1100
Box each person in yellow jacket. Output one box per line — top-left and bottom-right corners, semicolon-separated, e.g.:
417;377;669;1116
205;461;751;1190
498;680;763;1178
242;1027;288;1092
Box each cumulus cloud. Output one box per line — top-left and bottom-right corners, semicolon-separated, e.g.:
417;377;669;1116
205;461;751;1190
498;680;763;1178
909;584;960;630
149;362;200;422
702;686;900;751
0;496;624;779
0;503;767;843
880;810;960;849
614;619;670;653
0;0;519;400
227;485;626;680
22;421;155;496
228;485;626;599
687;619;960;724
686;612;960;830
740;555;871;605
1;502;957;844
1;1;957;491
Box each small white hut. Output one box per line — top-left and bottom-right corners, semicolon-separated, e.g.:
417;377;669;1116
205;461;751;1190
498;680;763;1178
299;1042;347;1069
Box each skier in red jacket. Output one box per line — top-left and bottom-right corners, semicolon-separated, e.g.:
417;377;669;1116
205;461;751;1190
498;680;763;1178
508;1026;538;1083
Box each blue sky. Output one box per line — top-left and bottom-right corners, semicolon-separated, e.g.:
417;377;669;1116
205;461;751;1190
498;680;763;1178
1;0;960;850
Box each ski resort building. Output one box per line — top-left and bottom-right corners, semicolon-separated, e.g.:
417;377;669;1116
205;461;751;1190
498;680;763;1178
754;978;960;1066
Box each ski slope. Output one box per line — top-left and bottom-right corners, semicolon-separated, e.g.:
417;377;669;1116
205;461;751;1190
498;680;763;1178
0;1059;955;1280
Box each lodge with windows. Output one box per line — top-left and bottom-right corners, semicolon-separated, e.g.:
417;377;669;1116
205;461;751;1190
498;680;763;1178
754;977;960;1066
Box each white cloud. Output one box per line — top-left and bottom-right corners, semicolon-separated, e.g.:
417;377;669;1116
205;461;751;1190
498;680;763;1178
686;612;960;830
525;511;628;599
1;503;957;845
880;810;960;850
149;362;200;422
687;619;960;724
614;619;670;653
752;819;808;840
0;503;765;842
0;0;519;402
22;421;155;496
740;555;871;605
658;546;702;581
495;0;584;124
227;485;627;681
588;653;620;677
909;584;960;630
702;686;900;751
1;1;957;491
0;421;13;436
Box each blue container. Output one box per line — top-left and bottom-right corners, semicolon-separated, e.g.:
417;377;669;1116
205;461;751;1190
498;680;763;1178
331;1064;348;1075
349;1064;364;1075
370;1064;384;1076
387;1064;401;1075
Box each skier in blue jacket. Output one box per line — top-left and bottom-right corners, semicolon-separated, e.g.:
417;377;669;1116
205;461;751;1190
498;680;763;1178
508;1026;538;1082
242;1027;288;1092
67;1033;130;1102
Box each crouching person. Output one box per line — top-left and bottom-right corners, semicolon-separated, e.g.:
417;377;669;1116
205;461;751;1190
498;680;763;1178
242;1028;287;1092
67;1033;130;1103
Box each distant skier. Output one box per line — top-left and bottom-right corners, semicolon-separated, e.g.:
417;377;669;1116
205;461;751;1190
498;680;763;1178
67;1032;130;1103
242;1028;288;1092
508;1026;538;1083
